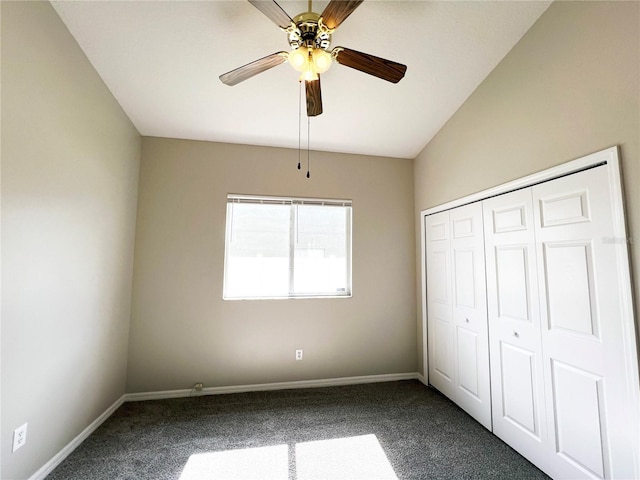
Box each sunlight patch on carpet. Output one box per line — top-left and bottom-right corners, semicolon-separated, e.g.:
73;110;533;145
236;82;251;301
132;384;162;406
295;434;398;480
179;444;289;480
179;434;398;480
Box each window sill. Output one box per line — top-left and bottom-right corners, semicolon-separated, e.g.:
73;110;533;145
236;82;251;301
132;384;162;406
223;294;352;301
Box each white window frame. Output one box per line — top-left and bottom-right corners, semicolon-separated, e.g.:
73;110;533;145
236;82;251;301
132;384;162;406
223;194;352;300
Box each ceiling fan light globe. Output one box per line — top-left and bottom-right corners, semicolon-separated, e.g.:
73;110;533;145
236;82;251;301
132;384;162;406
300;64;319;82
288;46;309;72
312;48;332;74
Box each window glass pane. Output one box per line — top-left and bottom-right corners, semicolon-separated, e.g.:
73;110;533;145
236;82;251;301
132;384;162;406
225;203;290;298
293;205;350;295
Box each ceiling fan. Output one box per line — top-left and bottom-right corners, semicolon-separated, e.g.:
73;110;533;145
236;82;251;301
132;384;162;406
219;0;407;117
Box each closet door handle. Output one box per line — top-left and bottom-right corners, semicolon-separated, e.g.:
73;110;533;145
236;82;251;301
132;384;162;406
465;318;470;323
513;331;520;338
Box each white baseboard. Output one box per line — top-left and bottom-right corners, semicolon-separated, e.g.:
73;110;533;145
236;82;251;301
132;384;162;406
126;372;420;401
416;373;427;385
29;395;126;480
31;372;421;478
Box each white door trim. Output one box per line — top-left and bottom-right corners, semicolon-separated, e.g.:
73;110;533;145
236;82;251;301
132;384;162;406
420;213;429;385
419;146;639;474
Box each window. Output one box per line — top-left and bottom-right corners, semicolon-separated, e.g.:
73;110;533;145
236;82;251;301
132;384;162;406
224;195;352;299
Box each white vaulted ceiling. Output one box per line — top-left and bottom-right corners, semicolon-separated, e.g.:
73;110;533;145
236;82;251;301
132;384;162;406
51;1;550;159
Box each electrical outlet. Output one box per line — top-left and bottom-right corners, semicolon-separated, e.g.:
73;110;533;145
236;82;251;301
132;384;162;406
194;383;204;391
295;349;303;361
12;423;27;453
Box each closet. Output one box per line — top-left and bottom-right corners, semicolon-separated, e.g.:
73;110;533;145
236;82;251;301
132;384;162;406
422;147;639;479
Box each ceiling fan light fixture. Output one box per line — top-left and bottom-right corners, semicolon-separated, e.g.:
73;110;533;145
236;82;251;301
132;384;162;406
312;48;332;73
288;46;309;71
221;0;407;117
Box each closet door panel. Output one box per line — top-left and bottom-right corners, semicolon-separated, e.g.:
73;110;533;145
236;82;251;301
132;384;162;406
533;166;637;479
483;189;548;468
495;245;533;323
425;211;455;398
550;360;606;478
543;241;597;337
432;317;453;383
453;249;475;308
450;202;491;429
456;327;479;396
499;342;540;437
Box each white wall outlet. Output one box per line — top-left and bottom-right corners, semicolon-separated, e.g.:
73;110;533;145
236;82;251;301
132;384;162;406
295;349;303;361
12;423;27;453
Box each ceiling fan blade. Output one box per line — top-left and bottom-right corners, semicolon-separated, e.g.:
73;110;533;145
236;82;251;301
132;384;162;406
248;0;293;29
320;0;364;30
333;47;407;83
219;52;288;86
305;77;323;117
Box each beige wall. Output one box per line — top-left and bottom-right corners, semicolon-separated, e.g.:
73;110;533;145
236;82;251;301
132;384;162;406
1;2;141;478
127;137;416;392
414;1;640;373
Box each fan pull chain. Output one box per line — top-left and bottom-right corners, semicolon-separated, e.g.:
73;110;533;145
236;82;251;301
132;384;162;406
307;117;311;178
297;81;302;170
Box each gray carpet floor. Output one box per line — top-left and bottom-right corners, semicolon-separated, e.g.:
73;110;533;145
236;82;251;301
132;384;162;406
47;380;549;479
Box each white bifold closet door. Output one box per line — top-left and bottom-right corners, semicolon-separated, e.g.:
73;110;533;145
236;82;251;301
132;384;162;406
485;165;638;479
533;166;637;479
483;188;549;470
426;202;491;429
425;210;455;400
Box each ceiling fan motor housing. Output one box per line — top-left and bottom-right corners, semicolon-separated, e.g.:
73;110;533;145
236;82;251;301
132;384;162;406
287;12;332;51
